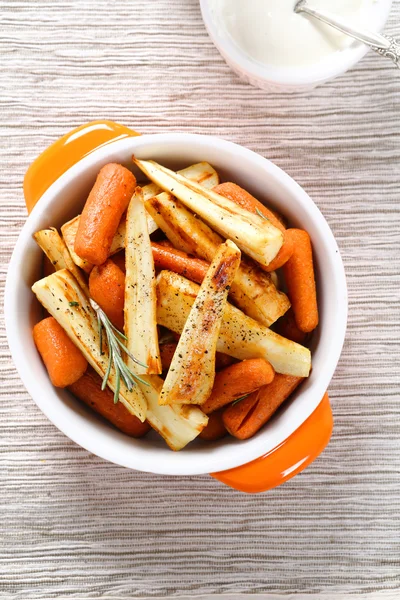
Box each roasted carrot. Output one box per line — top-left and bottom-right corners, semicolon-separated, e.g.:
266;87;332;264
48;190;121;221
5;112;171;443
160;343;178;371
152;242;208;284
202;358;275;414
213;182;285;232
89;259;125;331
69;367;151;437
74;163;136;265
223;374;303;440
88;245;213;331
199;409;227;441
275;308;308;345
283;229;318;333
213;182;295;271
33;317;88;387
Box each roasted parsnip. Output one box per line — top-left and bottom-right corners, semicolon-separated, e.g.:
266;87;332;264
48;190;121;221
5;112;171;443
159;240;241;406
61;217;93;273
146;193;290;326
139;375;208;450
32;271;208;449
125;187;161;375
33;228;89;295
133;158;283;267
32;269;147;421
156;270;311;378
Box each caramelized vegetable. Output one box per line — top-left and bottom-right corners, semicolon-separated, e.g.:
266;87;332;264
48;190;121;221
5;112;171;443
156;270;311;378
33;317;88;387
159;240;241;406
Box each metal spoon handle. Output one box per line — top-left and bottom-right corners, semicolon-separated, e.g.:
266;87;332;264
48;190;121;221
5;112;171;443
294;0;400;68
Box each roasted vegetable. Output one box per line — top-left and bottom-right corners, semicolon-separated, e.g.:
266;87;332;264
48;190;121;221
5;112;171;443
133;158;283;267
33;228;89;294
138;374;208;450
32;270;208;449
156;270;311;378
61;162;219;271
32;269;147;421
125;187;161;374
61;186;158;273
146;192;290;326
159;240;241;406
69;368;151;438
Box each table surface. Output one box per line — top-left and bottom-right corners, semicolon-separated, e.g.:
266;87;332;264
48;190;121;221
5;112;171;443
1;0;400;598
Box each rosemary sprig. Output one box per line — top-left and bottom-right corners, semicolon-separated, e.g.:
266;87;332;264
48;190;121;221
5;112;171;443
231;393;250;407
89;299;149;404
255;208;270;222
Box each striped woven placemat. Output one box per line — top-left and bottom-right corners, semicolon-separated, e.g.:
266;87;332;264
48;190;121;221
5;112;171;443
0;0;399;597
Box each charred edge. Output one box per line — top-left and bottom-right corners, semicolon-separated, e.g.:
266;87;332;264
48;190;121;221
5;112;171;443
198;172;214;185
150;199;199;252
212;255;238;289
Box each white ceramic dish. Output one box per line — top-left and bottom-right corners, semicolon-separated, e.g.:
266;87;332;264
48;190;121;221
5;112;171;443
5;133;347;476
200;0;393;92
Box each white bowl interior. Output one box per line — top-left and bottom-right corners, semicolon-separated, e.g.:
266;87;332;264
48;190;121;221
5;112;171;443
5;134;347;475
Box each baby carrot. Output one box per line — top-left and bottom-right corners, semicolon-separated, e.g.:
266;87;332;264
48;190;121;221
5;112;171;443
202;358;275;414
223;374;303;440
262;228;295;272
69;368;151;437
199;409;227;441
89;259;125;331
151;242;208;284
33;317;88;387
74;163;136;265
282;229;319;333
213;182;285;232
160;342;178;371
275;308;308;345
213;182;294;271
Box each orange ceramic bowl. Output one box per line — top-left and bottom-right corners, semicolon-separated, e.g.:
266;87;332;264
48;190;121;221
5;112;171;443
5;121;347;493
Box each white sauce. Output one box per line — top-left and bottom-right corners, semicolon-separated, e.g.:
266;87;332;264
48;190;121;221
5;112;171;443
208;0;375;68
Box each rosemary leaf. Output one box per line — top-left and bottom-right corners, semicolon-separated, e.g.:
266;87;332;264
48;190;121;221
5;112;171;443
89;298;150;403
232;393;250;407
114;367;121;404
102;344;113;391
255;208;270;222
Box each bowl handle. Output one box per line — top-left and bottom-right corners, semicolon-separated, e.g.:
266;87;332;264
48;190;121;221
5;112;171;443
24;120;140;212
210;392;332;493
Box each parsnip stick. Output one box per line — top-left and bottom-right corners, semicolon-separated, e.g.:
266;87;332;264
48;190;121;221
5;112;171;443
33;228;89;295
146;193;290;326
133;158;283;267
32;269;147;421
160;240;241;406
156;270;311;378
139;375;208;451
125;187;161;375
